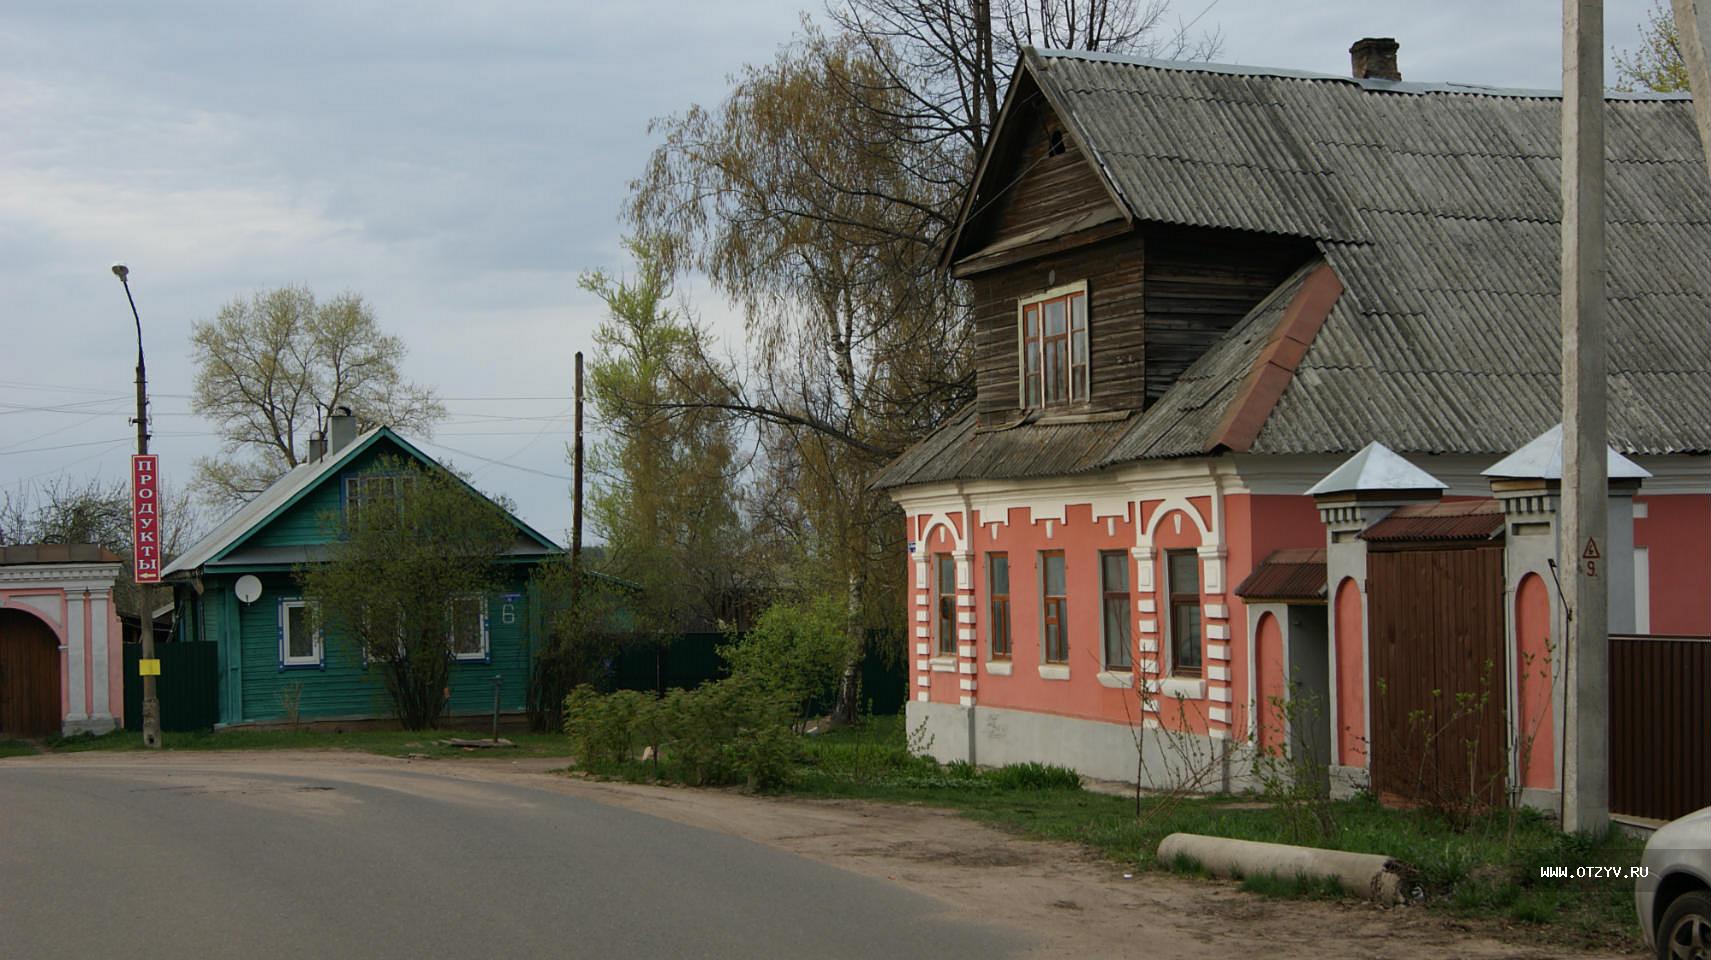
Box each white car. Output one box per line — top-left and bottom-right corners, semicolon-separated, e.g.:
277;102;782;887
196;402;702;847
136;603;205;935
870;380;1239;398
1637;805;1711;959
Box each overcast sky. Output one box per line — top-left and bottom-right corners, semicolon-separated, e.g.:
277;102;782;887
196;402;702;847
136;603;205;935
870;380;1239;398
0;0;1660;542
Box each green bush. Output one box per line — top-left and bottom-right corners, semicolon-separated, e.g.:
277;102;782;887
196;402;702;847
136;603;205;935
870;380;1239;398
563;686;650;768
986;761;1083;791
563;676;798;790
720;594;857;719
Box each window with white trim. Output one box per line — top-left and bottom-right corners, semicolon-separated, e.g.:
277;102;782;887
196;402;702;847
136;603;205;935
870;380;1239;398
1019;284;1088;408
280;598;323;667
448;594;489;661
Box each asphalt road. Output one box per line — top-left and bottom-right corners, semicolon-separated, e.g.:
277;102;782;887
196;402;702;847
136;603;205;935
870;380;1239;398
0;756;1026;959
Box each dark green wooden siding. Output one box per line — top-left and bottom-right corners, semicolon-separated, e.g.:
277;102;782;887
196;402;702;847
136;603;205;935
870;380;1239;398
210;570;533;724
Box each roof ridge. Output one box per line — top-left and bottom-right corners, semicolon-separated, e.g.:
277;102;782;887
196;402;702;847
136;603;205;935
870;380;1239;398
1029;47;1692;102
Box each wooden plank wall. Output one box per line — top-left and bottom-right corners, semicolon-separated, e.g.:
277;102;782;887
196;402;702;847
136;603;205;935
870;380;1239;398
1142;225;1313;404
1610;634;1711;822
971;234;1147;425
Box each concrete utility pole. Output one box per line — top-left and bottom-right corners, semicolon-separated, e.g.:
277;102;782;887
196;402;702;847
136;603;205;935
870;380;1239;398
113;263;162;750
1560;0;1608;834
1670;1;1711;177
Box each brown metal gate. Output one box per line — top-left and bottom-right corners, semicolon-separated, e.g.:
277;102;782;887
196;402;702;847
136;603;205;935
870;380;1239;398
1610;634;1711;822
1366;543;1508;808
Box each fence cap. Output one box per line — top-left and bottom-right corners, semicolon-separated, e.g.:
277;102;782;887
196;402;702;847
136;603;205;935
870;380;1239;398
1307;442;1447;497
1482;424;1652;481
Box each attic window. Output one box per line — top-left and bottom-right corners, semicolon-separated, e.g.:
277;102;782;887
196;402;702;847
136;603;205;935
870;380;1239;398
1047;129;1067;156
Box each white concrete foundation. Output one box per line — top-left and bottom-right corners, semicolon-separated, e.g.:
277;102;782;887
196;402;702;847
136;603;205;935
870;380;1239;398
907;699;1260;792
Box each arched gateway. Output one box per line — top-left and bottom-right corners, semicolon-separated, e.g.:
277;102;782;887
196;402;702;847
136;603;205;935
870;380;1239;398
0;545;124;737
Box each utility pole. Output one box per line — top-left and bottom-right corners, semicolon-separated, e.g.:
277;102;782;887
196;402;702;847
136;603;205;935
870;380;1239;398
1670;1;1711;177
1560;0;1608;834
571;351;584;598
113;263;162;750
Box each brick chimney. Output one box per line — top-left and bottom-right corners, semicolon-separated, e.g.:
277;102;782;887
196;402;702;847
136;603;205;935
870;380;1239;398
1350;38;1401;82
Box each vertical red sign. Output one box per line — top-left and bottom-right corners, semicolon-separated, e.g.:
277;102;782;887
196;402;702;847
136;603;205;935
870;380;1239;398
131;454;161;584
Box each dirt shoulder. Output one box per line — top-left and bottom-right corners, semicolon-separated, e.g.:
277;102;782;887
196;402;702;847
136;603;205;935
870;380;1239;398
6;750;1641;960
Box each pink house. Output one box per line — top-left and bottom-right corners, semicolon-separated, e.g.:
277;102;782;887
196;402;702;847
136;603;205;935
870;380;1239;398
875;43;1711;802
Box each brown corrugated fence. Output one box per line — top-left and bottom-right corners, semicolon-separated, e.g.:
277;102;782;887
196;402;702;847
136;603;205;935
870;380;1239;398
1609;634;1711;822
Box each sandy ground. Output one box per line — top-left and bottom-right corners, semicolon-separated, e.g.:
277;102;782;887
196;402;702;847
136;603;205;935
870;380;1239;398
7;750;1642;960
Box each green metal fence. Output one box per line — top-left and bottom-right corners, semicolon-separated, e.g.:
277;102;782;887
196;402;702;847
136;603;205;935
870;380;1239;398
122;642;220;732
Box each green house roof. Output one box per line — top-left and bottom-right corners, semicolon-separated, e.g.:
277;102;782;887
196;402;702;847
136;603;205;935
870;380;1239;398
163;427;562;578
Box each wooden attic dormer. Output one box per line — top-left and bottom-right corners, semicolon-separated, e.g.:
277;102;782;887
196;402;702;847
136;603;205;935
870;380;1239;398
946;49;1316;430
942;53;1131;278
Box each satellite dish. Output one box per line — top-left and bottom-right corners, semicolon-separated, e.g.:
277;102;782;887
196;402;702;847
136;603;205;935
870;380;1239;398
234;575;263;604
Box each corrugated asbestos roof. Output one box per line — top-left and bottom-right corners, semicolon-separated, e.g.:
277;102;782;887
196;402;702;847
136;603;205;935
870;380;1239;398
1234;547;1327;601
1360;499;1506;542
876;50;1711;490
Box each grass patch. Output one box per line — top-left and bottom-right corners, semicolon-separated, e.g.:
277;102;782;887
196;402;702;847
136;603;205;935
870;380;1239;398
1237;870;1346;900
34;727;577;760
782;715;1643;952
0;739;40;758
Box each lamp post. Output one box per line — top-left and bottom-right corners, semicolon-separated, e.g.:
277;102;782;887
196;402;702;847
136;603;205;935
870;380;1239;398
113;263;161;749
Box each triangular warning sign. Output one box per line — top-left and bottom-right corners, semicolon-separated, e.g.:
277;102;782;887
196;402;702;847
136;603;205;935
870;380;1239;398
1582;537;1601;560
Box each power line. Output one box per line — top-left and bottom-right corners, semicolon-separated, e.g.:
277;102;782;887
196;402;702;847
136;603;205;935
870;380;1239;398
412;438;573;482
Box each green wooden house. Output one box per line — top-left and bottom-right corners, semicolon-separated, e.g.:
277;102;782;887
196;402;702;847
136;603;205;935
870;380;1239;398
162;414;562;727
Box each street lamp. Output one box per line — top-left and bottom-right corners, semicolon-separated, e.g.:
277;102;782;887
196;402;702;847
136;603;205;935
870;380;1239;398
112;262;161;749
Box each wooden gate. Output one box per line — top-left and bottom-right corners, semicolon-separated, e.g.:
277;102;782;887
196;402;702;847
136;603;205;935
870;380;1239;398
1366;543;1508;807
0;609;62;737
1610;634;1711;822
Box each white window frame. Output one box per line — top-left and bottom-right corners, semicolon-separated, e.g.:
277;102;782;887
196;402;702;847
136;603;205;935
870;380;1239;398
1016;280;1090;409
279;598;324;668
447;594;489;662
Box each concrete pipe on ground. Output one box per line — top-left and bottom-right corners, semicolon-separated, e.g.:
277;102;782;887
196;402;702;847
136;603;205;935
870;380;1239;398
1156;833;1405;903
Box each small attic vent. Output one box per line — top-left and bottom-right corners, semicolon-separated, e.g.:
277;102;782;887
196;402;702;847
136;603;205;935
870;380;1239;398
1047;128;1066;156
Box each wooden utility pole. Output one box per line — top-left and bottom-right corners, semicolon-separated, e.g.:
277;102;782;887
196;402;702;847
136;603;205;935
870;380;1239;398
571;351;584;591
1560;0;1609;834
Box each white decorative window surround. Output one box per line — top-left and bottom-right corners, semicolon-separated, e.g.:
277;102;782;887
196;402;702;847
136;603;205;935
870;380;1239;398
959;678;976;691
985;660;1013;676
279;598;324;668
1038;664;1070;681
931;657;958;673
917;691;930;702
1207;643;1231;661
1208;686;1233;703
1204;603;1228;620
1207;623;1231;641
917;675;930;687
1208;706;1231;723
1208;664;1230;681
1096;670;1134;689
915;642;929;655
1139;639;1158;653
1160;677;1205;701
